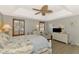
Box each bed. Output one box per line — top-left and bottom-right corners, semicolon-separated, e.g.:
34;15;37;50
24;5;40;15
0;32;52;54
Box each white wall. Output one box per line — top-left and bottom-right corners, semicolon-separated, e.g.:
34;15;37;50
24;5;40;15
3;15;39;35
25;18;39;34
47;15;79;45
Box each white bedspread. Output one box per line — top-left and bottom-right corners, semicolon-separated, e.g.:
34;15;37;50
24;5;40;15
26;35;51;53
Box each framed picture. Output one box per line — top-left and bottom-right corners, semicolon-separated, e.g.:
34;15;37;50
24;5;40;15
13;19;25;36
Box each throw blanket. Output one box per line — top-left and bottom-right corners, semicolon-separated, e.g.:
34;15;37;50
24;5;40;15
26;35;50;53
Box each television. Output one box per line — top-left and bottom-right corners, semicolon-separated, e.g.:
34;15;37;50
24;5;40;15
53;28;62;32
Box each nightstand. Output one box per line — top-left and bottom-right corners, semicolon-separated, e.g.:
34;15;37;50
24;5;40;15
47;35;53;41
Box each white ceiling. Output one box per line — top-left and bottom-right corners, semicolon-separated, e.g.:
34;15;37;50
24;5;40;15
0;5;79;21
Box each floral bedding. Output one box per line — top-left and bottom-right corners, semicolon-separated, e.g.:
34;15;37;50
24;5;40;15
0;33;52;54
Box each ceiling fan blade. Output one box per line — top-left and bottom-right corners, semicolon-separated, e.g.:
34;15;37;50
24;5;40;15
47;10;53;13
32;8;40;11
35;12;41;15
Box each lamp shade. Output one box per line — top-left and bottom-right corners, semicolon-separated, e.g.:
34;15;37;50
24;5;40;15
2;24;12;32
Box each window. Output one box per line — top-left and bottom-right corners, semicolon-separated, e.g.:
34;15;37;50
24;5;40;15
39;21;45;33
13;19;25;36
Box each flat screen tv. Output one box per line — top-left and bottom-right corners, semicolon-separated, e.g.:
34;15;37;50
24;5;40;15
53;28;62;32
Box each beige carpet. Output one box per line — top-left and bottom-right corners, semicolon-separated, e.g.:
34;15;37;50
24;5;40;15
53;40;79;54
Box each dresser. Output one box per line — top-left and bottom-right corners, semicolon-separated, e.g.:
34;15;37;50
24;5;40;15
52;32;68;44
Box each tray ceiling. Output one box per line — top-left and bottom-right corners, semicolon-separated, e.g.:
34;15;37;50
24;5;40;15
0;5;78;21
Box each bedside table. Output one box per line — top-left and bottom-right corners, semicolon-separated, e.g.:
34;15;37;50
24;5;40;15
47;35;53;41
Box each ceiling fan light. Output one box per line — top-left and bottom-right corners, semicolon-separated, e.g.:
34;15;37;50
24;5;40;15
42;13;45;16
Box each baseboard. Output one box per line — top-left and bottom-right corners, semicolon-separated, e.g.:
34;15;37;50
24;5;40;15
53;39;67;44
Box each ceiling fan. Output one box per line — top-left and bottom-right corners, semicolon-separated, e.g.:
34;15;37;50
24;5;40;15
32;5;53;16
